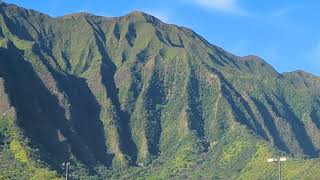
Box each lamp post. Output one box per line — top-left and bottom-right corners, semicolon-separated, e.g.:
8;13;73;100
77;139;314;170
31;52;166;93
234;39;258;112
267;157;287;180
62;162;70;180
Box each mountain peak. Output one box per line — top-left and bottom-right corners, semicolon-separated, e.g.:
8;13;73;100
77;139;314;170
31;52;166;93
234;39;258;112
126;10;147;17
122;10;164;25
284;70;319;80
239;55;263;61
62;12;91;17
59;12;105;20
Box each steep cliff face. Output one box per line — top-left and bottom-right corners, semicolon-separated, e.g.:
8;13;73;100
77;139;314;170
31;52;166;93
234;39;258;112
0;1;320;179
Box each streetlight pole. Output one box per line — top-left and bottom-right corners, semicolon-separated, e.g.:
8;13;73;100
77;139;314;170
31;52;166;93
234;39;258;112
63;162;70;180
267;157;287;180
278;159;281;180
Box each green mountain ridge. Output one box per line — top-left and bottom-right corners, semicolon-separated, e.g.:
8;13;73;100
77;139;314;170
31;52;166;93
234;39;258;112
0;1;320;179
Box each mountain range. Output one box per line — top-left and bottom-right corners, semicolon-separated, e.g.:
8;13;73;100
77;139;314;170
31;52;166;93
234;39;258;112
0;1;320;179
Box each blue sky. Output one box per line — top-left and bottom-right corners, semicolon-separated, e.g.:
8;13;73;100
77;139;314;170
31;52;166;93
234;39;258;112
4;0;320;75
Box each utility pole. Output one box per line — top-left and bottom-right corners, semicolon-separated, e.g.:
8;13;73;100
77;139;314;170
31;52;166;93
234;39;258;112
63;162;70;180
278;159;281;180
267;157;287;180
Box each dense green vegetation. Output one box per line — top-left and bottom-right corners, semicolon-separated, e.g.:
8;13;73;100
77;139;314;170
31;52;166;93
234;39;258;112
0;1;320;179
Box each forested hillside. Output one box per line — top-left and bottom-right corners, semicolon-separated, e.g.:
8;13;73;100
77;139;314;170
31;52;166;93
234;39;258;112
0;1;320;179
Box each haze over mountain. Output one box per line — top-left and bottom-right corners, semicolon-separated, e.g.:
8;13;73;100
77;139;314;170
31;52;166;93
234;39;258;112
0;1;320;179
